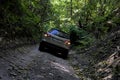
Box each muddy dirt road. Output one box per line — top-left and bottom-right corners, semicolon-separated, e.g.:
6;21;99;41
0;45;80;80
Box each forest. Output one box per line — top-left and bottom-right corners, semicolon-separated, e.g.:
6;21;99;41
0;0;120;80
0;0;119;41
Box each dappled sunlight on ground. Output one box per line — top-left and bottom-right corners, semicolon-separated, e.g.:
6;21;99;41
50;61;70;73
102;74;113;80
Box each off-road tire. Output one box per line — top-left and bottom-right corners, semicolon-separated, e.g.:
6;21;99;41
39;42;45;51
62;50;69;59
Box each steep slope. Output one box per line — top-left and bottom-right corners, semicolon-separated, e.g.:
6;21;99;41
69;28;120;80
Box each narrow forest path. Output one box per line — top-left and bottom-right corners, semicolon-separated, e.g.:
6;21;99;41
0;44;80;80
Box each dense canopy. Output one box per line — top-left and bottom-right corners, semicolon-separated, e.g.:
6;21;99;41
0;0;120;44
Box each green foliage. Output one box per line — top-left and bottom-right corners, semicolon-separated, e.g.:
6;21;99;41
0;0;53;41
0;0;119;44
78;34;95;48
77;0;120;39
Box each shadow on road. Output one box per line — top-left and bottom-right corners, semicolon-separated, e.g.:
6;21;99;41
38;48;68;59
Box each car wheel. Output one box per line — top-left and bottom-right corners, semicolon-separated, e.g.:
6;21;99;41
39;42;45;51
62;49;69;58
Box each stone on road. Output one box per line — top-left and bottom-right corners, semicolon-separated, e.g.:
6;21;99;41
0;45;80;80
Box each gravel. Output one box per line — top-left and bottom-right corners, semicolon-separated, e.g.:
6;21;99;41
0;44;80;80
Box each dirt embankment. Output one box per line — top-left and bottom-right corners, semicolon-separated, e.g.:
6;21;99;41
69;30;120;80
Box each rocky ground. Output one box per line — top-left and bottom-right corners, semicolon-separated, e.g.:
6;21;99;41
69;49;120;80
69;30;120;80
0;29;119;80
0;44;80;80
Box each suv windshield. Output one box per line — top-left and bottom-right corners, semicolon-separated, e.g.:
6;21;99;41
49;29;69;39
